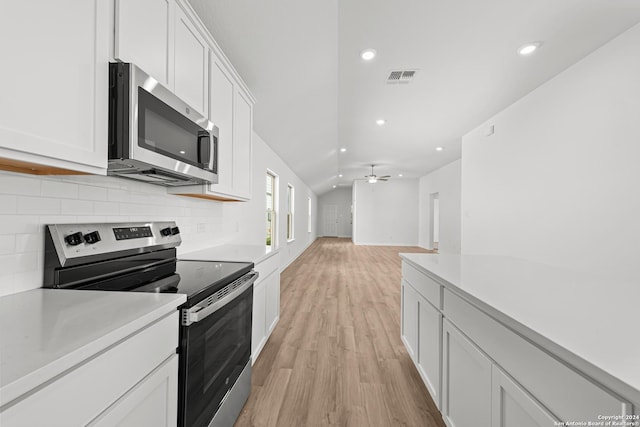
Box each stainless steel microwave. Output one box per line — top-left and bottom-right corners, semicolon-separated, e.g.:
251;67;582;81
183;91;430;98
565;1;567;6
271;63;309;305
108;62;218;186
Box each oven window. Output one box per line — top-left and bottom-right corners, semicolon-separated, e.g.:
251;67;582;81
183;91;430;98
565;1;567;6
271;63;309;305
137;87;209;169
181;286;252;427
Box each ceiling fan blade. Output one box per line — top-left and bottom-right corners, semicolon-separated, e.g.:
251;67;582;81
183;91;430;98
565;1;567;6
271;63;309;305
378;175;391;179
378;178;390;181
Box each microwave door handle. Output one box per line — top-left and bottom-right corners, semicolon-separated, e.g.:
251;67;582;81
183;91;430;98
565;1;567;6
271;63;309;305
211;134;217;173
197;133;211;170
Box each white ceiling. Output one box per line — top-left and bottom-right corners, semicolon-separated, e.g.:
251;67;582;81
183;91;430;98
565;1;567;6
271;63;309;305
188;0;640;195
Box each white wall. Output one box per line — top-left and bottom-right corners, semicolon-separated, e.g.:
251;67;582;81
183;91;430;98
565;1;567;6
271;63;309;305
418;159;461;253
461;23;640;277
239;133;318;269
317;187;352;237
0;131;317;297
353;179;419;246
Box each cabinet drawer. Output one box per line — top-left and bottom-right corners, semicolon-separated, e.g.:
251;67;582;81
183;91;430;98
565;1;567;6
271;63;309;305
255;253;280;283
1;313;178;427
443;290;631;422
402;262;442;309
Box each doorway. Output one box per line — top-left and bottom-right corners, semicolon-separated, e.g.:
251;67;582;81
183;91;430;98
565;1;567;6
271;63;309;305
323;204;338;237
429;193;439;251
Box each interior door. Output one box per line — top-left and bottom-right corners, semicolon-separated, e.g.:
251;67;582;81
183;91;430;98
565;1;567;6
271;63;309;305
323;204;338;237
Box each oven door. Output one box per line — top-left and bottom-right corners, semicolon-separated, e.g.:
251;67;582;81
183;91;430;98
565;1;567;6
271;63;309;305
178;273;256;427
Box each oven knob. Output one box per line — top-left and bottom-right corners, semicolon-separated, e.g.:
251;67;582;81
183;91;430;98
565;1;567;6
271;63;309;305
64;232;84;246
171;226;180;235
160;227;173;236
83;231;101;244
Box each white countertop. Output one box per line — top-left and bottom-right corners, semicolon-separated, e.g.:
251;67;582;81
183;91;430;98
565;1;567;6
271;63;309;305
400;253;640;402
181;244;278;265
0;289;185;406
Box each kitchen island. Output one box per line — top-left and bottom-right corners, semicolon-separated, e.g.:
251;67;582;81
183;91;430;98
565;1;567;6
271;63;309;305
400;253;639;427
0;289;185;426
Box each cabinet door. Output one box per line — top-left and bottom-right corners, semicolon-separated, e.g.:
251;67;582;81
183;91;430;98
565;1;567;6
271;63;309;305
173;5;208;115
442;319;492;427
418;296;442;409
88;355;178;427
252;280;267;362
209;57;235;194
0;0;108;172
115;0;173;86
401;280;418;361
491;366;559;427
265;271;281;334
232;89;253;199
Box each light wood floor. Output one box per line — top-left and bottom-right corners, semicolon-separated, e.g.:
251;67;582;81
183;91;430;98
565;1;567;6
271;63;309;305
235;238;446;427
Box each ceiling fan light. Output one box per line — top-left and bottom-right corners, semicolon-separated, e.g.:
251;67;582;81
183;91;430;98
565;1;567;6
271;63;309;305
368;177;377;184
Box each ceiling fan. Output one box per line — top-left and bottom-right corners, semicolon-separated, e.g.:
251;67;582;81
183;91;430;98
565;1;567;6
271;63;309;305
364;164;390;183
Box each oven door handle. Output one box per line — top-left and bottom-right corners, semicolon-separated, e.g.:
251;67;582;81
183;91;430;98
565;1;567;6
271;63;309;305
181;271;258;326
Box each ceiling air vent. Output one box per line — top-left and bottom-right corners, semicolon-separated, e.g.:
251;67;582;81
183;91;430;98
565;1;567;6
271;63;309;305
386;69;418;84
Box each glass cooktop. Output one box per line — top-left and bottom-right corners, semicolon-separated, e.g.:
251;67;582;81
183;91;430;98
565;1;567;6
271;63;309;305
133;260;253;307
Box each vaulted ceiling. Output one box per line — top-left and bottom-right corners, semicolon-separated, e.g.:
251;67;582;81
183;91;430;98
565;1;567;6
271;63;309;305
188;0;640;195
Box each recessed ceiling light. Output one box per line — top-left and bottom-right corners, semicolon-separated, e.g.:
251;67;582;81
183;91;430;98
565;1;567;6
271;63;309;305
376;119;386;126
435;147;444;151
340;148;347;152
338;174;343;178
398;174;403;177
360;49;377;61
179;150;186;154
332;185;337;188
518;42;542;56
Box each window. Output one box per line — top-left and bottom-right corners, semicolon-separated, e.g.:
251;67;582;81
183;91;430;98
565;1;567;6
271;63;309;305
287;184;295;241
266;172;277;250
307;197;312;233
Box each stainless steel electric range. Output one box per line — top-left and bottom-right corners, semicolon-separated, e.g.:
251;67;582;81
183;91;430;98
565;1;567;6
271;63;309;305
43;221;257;427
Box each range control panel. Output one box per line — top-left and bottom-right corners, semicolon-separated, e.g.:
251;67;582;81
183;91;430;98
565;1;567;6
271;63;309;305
113;226;153;240
47;221;182;265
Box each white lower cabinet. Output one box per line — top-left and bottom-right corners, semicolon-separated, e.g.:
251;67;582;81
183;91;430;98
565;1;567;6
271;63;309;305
418;296;442;409
491;366;559;427
401;280;418;360
89;355;178;427
252;278;267;359
252;253;281;362
442;319;492;427
401;260;635;427
441;320;558;427
0;313;179;427
265;268;281;334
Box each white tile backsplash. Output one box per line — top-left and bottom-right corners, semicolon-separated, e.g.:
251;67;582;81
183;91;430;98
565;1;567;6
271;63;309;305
0;171;234;297
60;199;94;216
17;196;61;215
78;185;108;201
41;180;79;199
0;235;16;255
0;195;17;214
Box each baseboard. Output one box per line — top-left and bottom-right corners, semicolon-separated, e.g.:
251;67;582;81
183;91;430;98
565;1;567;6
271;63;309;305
353;241;420;247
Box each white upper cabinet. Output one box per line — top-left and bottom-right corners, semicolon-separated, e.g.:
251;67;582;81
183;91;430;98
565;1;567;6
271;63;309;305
173;5;208;116
209;58;235;194
232;89;253;199
115;0;209;118
0;0;109;174
115;0;173;86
